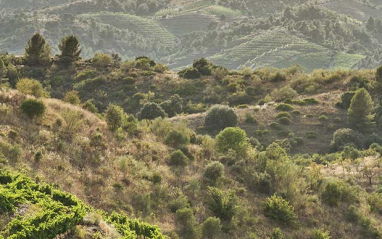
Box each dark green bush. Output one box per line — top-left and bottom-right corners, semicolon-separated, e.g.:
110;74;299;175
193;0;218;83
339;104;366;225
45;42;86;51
245;113;257;124
306;131;317;139
276;112;291;119
330;128;363;151
20;99;46;118
205;105;238;131
167;150;189;167
277;117;291;125
276;104;294;111
179;67;201;79
321;180;357;207
138;102;166;120
164;130;190;148
203;161;225;185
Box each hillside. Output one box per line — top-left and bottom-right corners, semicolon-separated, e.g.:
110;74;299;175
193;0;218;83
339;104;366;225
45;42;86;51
0;41;382;239
1;0;382;71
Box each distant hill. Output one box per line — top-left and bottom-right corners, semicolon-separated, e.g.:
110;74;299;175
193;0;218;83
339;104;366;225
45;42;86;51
1;0;382;71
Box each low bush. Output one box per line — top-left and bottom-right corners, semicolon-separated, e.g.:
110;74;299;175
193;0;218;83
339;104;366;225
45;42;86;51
20;99;46;118
276;104;294;111
330;128;363;151
164;130;190;148
276;112;291;119
203;161;225;186
321;179;357;207
205;105;238;131
138;103;166;120
263;195;297;225
277;117;291;125
167;150;189;167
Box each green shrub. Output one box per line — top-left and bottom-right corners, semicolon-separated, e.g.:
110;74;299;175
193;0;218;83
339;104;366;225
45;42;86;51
164;130;190;148
276;112;291;119
175;208;197;239
206;187;237;222
330;128;363;151
138;102;166;120
321;180;357;207
292;110;301;115
83;100;98;113
16;78;47;97
201;217;222;239
341;146;360;160
306;131;317;139
203;162;224;185
336;91;355;109
167;150;189;167
368;192;382;215
276;104;294;111
277;117;291;125
270;228;285;239
216;127;248;156
245;113;257;124
270;122;282;130
105;104;124;131
179;67;201;79
263;195;297;225
123;77;136;85
205;105;238;131
63;90;81;105
312;229;331;239
20;99;46;118
319;115;328;121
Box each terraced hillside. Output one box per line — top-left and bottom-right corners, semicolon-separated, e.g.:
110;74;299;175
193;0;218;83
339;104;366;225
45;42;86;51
1;0;382;71
0;169;164;239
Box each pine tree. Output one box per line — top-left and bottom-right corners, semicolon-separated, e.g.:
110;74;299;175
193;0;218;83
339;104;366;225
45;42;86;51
58;35;81;65
24;33;51;66
347;88;375;133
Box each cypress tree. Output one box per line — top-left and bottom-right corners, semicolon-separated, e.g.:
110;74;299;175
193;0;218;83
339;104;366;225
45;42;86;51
347;88;375;133
24;33;51;66
58;35;81;65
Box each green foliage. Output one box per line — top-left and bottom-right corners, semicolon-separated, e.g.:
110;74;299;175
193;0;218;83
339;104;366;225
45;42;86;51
336;91;355;109
347;88;374;133
330;128;362;151
175;208;198;239
160;94;183;117
276;104;294;111
58;35;81;65
16;78;46;97
92;53;112;68
277;117;291;125
205;105;238;131
263;195;297;225
201;217;222;239
167;150;189;167
321;180;357;207
83;100;98;113
105;104;124;131
245;112;257;124
368;192;382;215
203;161;225;185
20;99;46;118
179;67;201;79
215;127;248;156
63;90;81;105
206;187;237;222
0;59;6;78
276;112;291;119
164;130;190;148
269;228;285;239
138;102;166;120
313;229;331;239
24;33;51;66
